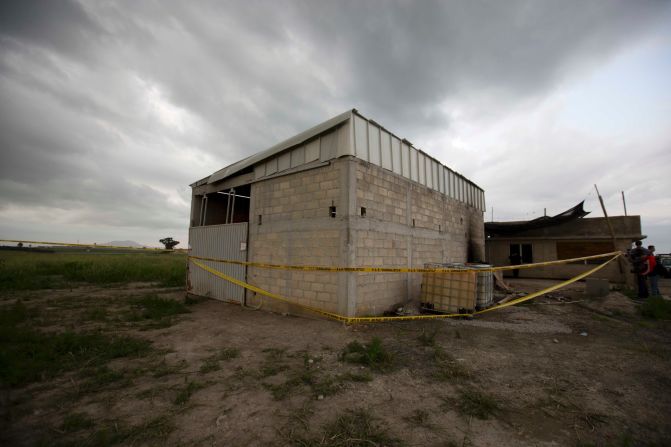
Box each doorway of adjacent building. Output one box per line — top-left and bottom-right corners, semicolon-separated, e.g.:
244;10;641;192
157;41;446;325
509;243;533;263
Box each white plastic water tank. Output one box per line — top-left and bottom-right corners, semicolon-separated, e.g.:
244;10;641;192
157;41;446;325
467;264;494;309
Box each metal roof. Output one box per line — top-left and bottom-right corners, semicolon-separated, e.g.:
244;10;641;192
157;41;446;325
205;109;353;185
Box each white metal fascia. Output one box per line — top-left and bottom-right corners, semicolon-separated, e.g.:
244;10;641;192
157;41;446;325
206;109;354;185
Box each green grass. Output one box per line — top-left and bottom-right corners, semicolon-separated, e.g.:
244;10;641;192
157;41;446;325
0;301;152;387
0;251;186;290
126;295;190;325
340;338;394;372
640;296;671;320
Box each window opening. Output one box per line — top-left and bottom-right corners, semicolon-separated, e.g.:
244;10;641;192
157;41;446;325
198;184;251;226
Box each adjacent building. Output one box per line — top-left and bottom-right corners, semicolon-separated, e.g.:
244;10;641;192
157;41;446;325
485;202;644;283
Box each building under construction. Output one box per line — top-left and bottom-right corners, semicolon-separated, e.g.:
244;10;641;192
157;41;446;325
485;202;643;283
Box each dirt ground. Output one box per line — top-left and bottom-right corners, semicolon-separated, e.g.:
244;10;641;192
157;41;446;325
2;278;671;446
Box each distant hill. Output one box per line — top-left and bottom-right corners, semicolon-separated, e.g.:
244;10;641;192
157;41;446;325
103;240;143;248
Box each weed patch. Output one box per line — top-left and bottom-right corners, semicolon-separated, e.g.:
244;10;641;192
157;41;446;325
339;371;373;382
127;295;189;323
259;348;289;378
83;307;109;322
79;366;128;391
430;347;470;381
0;319;151;387
418;329;439;347
403;409;433;429
184;295;208;305
152;359;188;378
199;348;240;374
451;388;500;420
314;408;404;446
174;380;205;405
61;412;94;432
340;338;394;372
640;297;671;320
84;414;175;446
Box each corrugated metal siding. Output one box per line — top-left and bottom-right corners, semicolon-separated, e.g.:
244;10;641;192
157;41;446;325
188;223;248;303
214;109;485;212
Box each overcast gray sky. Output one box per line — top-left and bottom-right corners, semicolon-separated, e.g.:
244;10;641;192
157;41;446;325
1;0;670;251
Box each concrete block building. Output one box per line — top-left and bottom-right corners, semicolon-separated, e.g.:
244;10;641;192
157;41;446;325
485;203;643;283
188;109;485;317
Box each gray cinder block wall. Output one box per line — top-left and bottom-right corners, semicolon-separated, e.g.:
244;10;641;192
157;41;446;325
246;156;485;317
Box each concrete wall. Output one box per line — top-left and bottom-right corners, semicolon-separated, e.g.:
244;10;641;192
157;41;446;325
353;159;485;315
246;161;346;315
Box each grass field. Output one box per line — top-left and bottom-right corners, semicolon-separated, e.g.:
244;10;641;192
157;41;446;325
0;250;186;290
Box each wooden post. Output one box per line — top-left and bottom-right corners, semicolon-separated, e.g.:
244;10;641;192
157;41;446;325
621;190;628;216
594;184;629;285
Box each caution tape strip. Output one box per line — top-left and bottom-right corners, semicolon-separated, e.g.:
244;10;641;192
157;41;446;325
188;251;622;274
190;253;621;324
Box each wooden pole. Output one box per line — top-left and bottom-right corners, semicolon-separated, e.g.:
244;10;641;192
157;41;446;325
594;184;628;285
621;190;628;216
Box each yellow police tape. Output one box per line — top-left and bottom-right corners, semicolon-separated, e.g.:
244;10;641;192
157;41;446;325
0;239;176;251
190;252;621;324
188;251;621;273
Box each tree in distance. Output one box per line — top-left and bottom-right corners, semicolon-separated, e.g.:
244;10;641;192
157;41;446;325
159;237;180;250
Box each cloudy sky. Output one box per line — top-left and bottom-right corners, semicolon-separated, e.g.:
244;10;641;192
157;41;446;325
1;0;670;251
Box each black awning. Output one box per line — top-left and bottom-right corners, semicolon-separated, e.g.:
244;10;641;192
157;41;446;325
485;201;590;236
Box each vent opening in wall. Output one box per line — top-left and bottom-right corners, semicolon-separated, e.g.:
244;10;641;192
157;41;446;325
329;206;336;218
412;218;416;227
360;207;366;217
258;214;262;225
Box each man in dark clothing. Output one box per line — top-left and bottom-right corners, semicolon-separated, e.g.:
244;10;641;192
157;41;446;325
629;240;649;299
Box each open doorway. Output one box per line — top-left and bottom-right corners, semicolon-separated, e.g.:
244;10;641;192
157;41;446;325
509;243;533;263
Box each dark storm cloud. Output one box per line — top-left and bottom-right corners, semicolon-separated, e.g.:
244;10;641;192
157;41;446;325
0;0;668;242
0;0;104;60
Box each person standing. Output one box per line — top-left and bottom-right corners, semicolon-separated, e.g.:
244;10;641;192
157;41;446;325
509;251;522;278
645;245;660;296
629;240;649;299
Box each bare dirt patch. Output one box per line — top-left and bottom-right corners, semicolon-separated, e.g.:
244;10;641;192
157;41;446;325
2;279;670;446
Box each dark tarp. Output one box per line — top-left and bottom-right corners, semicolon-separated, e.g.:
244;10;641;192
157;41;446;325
485;201;590;236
